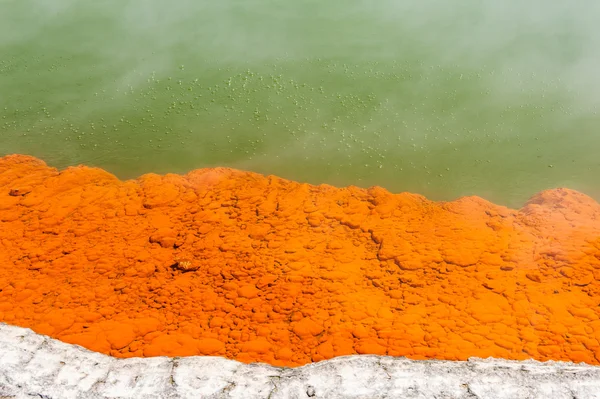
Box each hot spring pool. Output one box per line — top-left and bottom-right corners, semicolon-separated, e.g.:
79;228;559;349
1;0;599;207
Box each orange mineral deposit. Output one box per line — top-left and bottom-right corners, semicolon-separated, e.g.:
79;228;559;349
1;154;600;367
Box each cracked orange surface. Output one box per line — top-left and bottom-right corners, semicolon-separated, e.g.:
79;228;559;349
1;154;600;367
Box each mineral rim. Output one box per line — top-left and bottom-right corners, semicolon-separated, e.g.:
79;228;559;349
1;154;599;367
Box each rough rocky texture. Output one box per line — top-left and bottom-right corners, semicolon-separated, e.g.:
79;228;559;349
1;323;600;399
1;154;600;367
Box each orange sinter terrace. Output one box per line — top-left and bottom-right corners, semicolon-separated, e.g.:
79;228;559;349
1;154;600;367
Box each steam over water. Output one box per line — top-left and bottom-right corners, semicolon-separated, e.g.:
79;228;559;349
1;0;599;207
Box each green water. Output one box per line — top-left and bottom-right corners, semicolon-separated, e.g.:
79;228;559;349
1;0;599;208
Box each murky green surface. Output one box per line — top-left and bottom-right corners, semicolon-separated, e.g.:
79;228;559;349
1;0;599;207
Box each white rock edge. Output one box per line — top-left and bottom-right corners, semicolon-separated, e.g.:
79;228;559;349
1;322;600;398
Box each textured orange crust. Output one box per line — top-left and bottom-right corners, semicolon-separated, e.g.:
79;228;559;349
1;154;599;367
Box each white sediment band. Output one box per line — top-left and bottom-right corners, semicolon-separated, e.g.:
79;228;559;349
1;323;600;399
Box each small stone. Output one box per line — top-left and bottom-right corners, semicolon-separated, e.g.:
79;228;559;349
172;258;199;272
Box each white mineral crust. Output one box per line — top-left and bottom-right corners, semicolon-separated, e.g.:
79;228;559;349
1;322;600;398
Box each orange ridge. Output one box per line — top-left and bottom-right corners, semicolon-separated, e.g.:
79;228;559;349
1;154;600;367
